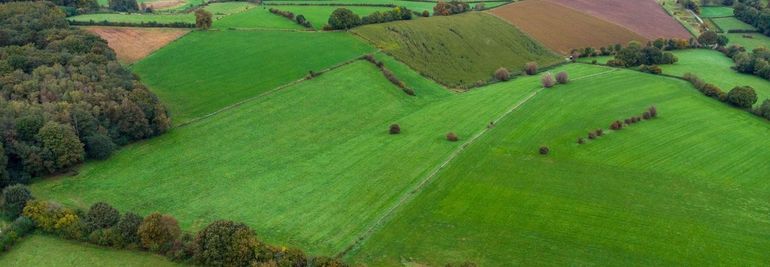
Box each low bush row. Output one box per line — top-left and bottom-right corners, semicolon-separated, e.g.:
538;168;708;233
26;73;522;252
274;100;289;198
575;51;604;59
361;54;415;96
683;73;760;108
433;0;472;16
578;106;658;145
326;6;412;30
0;185;347;266
68;19;195;28
490;62;539;82
572;38;694;59
268;8;312;28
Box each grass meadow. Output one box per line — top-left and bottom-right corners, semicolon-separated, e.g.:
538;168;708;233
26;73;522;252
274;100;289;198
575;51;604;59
0;235;180;266
264;0;506;12
274;5;393;30
700;6;733;18
726;33;770;50
70;2;253;24
348;65;770;266
212;6;306;29
712;17;756;31
130;30;374;123
353;12;562;87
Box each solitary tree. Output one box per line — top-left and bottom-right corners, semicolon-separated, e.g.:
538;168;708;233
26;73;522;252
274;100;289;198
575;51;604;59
195;9;213;29
697;31;719;46
328;8;360;30
494;67;510;81
524;62;538;75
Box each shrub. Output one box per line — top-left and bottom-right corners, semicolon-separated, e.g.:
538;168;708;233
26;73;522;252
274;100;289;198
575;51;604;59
115;212;143;247
701;83;724;99
539;146;549;155
649;106;658;117
446;132;458;142
591;59;597;64
138;212;181;252
494;67;510;81
22;200;80;234
84;134;116;160
727;86;758;108
403;88;416;96
606;59;625;67
595;129;604;136
541;72;555;88
328;8;361;30
588;132;596;140
556;72;569;84
313;256;349;267
577;137;585;144
37;121;85;170
89;228;117;246
639;64;662;74
389;124;401;134
85;202;120;230
195;9;212;29
524;62;538;75
193;220;258;267
642;112;652;120
422;10;430;17
697;31;719;46
610;120;623;130
624;118;632;125
2;185;32;218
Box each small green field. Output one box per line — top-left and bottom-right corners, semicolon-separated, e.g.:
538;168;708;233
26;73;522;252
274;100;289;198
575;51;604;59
69;2;251;24
273;5;393;30
353;12;562;88
264;0;505;12
130;30;374;123
700;6;733;18
661;49;770;105
0;235;180;266
212;6;306;29
712;17;756;31
348;65;770;266
726;32;770;50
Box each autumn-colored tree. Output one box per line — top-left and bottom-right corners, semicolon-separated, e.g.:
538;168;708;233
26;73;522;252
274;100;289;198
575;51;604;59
138;212;181;252
193;220;259;266
195;9;213;29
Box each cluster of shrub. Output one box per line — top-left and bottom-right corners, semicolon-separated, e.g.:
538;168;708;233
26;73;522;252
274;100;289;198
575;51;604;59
326;6;412;30
605;41;679;68
540;71;568;88
268;8;312;28
69;19;196;27
492;62;538;82
572;38;694;59
361;54;415;96
734;0;770;37
719;44;770;81
576;106;658;145
432;0;479;16
684;73;762;109
0;2;171;190
0;185;348;266
264;2;396;7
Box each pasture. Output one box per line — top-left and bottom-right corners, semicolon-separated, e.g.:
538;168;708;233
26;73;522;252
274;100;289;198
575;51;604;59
700;6;733;18
272;5;393;30
712;17;756;31
83;26;189;64
661;49;770;106
490;0;646;54
0;235;180;266
212;6;306;29
546;0;691;39
726;33;770;50
69;2;253;24
352;12;561;87
130;30;374;123
348;64;770;266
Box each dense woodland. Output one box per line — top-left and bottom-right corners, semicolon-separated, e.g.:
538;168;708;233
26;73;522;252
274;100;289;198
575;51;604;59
0;2;170;189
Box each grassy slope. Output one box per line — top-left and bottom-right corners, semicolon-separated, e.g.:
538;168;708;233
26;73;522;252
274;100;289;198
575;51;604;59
352;12;561;87
130;30;373;124
348;64;770;266
31;58;556;255
212;6;305;29
726;33;770;50
0;235;181;267
661;49;770;105
275;5;393;30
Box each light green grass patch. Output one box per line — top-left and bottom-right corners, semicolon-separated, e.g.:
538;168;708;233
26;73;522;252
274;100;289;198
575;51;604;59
726;32;770;50
212;6;306;29
273;5;393;29
712;17;756;31
130;30;374;123
0;235;181;267
700;6;733;18
353;12;562;88
348;65;770;266
70;2;253;24
662;49;770;105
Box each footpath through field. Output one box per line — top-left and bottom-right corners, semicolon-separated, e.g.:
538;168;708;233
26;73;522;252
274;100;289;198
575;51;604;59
337;67;619;257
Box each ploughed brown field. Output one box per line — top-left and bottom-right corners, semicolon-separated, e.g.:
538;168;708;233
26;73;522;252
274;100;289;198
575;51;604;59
83;26;189;64
489;0;647;54
545;0;691;40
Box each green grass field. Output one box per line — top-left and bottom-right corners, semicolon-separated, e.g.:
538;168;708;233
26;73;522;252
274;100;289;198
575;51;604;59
130;30;374;123
712;17;756;31
353;12;561;88
273;5;393;29
661;49;770;105
264;0;506;12
0;235;180;266
700;6;733;18
726;32;770;50
70;2;251;24
212;6;306;29
347;64;770;266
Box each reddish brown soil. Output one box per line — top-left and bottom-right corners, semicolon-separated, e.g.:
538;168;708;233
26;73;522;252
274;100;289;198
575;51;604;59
83;26;189;64
489;0;647;54
545;0;691;39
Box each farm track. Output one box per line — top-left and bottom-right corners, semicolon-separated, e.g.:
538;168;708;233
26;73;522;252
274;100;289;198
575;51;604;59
337;67;619;258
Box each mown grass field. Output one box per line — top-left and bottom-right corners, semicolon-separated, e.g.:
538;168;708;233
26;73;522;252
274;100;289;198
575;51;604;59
348;64;770;266
130;30;374;123
70;2;251;24
212;6;306;29
264;0;506;12
0;235;180;266
712;17;756;31
726;32;770;50
353;12;561;87
273;5;393;30
661;49;770;105
700;6;733;18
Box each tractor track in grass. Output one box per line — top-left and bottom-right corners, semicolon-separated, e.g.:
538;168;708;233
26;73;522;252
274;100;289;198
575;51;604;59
337;67;619;258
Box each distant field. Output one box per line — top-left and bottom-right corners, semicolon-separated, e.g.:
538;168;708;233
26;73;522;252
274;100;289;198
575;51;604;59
96;0;204;10
272;5;393;30
726;33;770;50
661;49;770;105
0;235;180;267
700;6;733;18
69;2;252;24
83;26;189;64
546;0;691;39
130;30;374;123
212;6;306;29
490;0;646;54
712;17;756;31
264;0;506;12
353;12;561;87
348;64;770;266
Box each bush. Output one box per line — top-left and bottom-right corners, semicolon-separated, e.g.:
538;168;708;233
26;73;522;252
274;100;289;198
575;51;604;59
446;132;458;142
642;111;652;120
313;256;349;267
610;120;623;130
115;212;143;247
84;134;116;160
697;31;719;46
524;62;538;75
328;8;361;30
588;132;596;140
494;67;510;81
2;185;32;218
89;228;117;246
727;86;758;108
403;88;416;96
577;138;585;144
639;64;662;74
649;106;658;117
389;124;401;134
595;129;604;136
195;9;213;29
85;202;120;230
193;220;258;267
556;72;569;84
138;212;181;252
539;146;549;155
541;72;555;88
422;10;430;17
22;200;81;235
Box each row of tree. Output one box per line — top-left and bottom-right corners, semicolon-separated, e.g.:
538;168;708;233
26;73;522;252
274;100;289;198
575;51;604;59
734;0;770;36
326;6;413;30
606;41;679;68
0;2;170;189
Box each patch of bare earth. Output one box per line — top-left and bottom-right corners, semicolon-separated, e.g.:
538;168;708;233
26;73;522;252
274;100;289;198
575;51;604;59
489;0;647;54
83;26;189;64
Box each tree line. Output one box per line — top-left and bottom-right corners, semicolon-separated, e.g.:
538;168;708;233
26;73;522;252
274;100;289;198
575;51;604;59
734;0;770;36
0;2;170;189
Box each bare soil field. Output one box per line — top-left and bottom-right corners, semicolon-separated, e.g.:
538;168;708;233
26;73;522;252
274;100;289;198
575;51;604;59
545;0;691;40
489;0;646;54
83;26;189;64
145;0;185;9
